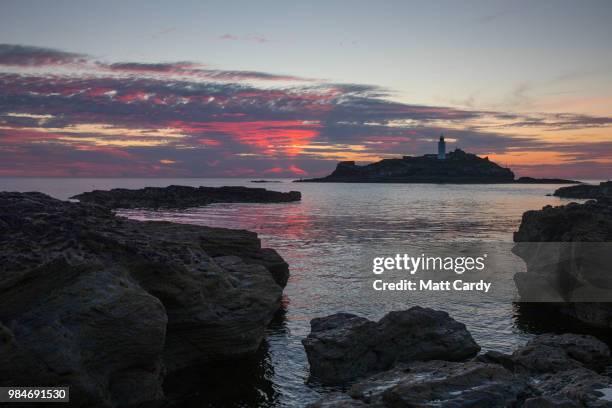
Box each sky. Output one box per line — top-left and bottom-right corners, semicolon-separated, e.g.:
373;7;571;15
0;0;611;178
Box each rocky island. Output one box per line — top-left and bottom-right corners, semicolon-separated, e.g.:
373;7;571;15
297;148;516;183
71;185;301;209
297;148;579;184
0;192;289;406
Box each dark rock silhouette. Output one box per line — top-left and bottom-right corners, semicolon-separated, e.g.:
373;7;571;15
479;333;610;374
302;307;480;384
553;181;612;199
296;150;580;184
71;185;301;209
297;149;515;183
0;192;288;407
513;197;612;327
516;176;580;184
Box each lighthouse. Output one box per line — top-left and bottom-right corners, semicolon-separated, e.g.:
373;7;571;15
438;134;446;160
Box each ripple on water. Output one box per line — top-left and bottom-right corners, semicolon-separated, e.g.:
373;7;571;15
0;178;582;407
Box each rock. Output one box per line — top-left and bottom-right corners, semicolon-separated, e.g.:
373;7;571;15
513;199;612;327
296;149;515;183
528;334;610;371
308;332;612;407
308;361;532;407
481;334;610;375
514;199;612;242
70;185;301;209
553;181;612;199
524;368;612;408
0;192;287;407
512;343;585;374
516;177;581;184
307;393;369;408
302;307;480;384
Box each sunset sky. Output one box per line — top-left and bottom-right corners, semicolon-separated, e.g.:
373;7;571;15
1;0;611;178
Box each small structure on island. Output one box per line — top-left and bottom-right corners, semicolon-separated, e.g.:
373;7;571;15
438;134;446;160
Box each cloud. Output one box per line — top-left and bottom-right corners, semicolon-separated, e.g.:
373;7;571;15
218;34;240;41
0;44;88;67
1;43;611;178
218;33;269;43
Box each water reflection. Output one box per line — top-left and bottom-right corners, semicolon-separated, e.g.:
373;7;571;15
163;305;290;408
114;181;581;406
513;302;612;345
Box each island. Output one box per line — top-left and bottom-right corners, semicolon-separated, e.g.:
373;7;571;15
296;149;515;183
296;136;579;184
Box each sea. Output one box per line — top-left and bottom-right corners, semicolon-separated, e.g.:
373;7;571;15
0;177;600;407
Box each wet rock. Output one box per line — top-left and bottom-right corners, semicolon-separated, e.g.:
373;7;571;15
302;307;480;384
308;332;612;407
308;361;532;407
307;393;369;408
71;185;301;209
0;192;287;407
528;334;610;371
481;334;610;375
525;368;612;408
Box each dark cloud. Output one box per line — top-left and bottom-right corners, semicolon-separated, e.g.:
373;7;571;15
506;113;612;130
105;62;303;81
0;44;87;67
106;62;197;73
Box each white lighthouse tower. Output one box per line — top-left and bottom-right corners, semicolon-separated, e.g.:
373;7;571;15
438;134;446;160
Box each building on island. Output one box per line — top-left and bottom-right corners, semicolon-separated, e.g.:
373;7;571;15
438;134;446;160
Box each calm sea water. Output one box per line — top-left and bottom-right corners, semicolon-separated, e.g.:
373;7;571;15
0;178;596;407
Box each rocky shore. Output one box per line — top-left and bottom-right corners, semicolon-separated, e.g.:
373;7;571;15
553;181;612;199
71;185;301;209
304;308;612;407
305;198;612;406
0;192;289;407
512;196;612;328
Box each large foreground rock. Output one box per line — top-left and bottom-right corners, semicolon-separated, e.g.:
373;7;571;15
0;192;287;407
71;185;301;209
309;331;612;408
513;198;612;327
302;307;480;384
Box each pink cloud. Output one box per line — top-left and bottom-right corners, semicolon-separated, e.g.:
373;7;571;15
218;34;239;41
